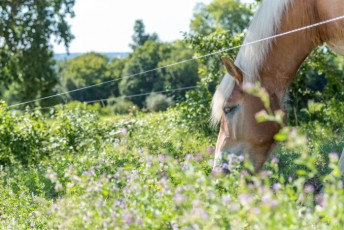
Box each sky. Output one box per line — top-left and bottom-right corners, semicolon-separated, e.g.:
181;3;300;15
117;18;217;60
53;0;253;54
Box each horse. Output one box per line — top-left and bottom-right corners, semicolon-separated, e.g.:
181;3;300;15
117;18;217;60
211;0;344;173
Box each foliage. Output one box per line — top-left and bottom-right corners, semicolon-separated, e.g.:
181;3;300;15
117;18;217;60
109;97;135;115
58;52;118;102
190;0;253;35
129;19;159;50
120;41;199;108
1;104;344;228
146;93;174;112
0;0;75;105
119;41;166;107
288;48;344;125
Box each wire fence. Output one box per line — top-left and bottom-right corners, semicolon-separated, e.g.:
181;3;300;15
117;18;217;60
2;14;344;111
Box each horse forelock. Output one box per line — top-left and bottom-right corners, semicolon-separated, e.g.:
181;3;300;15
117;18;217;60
211;73;235;127
211;0;293;127
235;0;293;82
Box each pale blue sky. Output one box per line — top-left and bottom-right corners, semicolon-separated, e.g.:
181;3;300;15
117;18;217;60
53;0;253;53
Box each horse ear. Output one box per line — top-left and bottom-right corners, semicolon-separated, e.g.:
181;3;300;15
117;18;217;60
221;57;243;84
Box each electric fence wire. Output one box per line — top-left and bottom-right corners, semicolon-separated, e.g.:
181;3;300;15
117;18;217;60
3;14;344;110
21;85;200;112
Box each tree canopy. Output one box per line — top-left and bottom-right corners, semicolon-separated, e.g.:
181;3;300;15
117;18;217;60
0;0;75;105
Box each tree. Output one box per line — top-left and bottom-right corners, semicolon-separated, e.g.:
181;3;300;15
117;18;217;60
0;0;75;106
158;41;199;100
120;40;200;108
119;41;165;107
190;0;252;35
58;52;118;102
129;20;158;50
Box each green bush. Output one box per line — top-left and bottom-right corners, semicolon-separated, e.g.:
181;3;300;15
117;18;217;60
146;93;174;112
110;97;135;114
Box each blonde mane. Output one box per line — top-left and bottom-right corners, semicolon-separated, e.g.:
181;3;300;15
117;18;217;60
211;0;293;126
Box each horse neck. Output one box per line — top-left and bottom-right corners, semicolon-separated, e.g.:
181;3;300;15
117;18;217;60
259;0;321;100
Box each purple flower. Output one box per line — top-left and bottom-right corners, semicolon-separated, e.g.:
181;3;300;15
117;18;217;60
207;146;215;154
240;170;250;177
174;193;186;204
238;154;245;162
304;184;315;193
192;207;209;219
222;195;232;205
182;165;188;171
260;170;271;179
195;153;203;161
272;157;279;164
211;167;221;177
185;154;194;161
315;194;325;207
252;208;261;214
272;183;282;191
269;200;279;207
122;214;133;225
239;194;252;205
120;128;128;135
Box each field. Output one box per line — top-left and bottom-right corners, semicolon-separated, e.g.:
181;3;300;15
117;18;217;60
1;102;344;229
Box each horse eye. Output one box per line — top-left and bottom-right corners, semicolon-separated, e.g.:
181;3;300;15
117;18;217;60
223;105;238;115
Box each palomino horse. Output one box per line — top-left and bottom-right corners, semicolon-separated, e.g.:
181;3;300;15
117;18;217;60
212;0;344;173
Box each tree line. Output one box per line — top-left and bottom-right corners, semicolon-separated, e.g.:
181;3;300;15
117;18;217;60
1;0;343;118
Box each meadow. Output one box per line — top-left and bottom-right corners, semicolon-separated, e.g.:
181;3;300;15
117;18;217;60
1;99;344;229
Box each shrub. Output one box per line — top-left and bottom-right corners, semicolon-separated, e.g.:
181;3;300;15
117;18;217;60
146;93;174;112
110;97;135;114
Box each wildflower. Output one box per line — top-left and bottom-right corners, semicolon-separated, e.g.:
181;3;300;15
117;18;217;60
185;154;194;161
222;195;232;205
175;193;186;204
122;214;133;225
192;207;209;219
272;183;282;191
252;208;261;214
230;203;240;211
239;194;252;206
137;218;143;225
120;128;128;135
315;194;325;207
207;146;215;154
195;153;203;161
260;170;271;179
55;183;63;191
46;169;58;183
238;154;245;162
304;184;315;193
240;170;250;177
182;165;188;171
272;157;279;164
211;166;221;177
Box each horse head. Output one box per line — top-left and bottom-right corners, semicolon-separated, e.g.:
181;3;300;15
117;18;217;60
212;57;282;173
